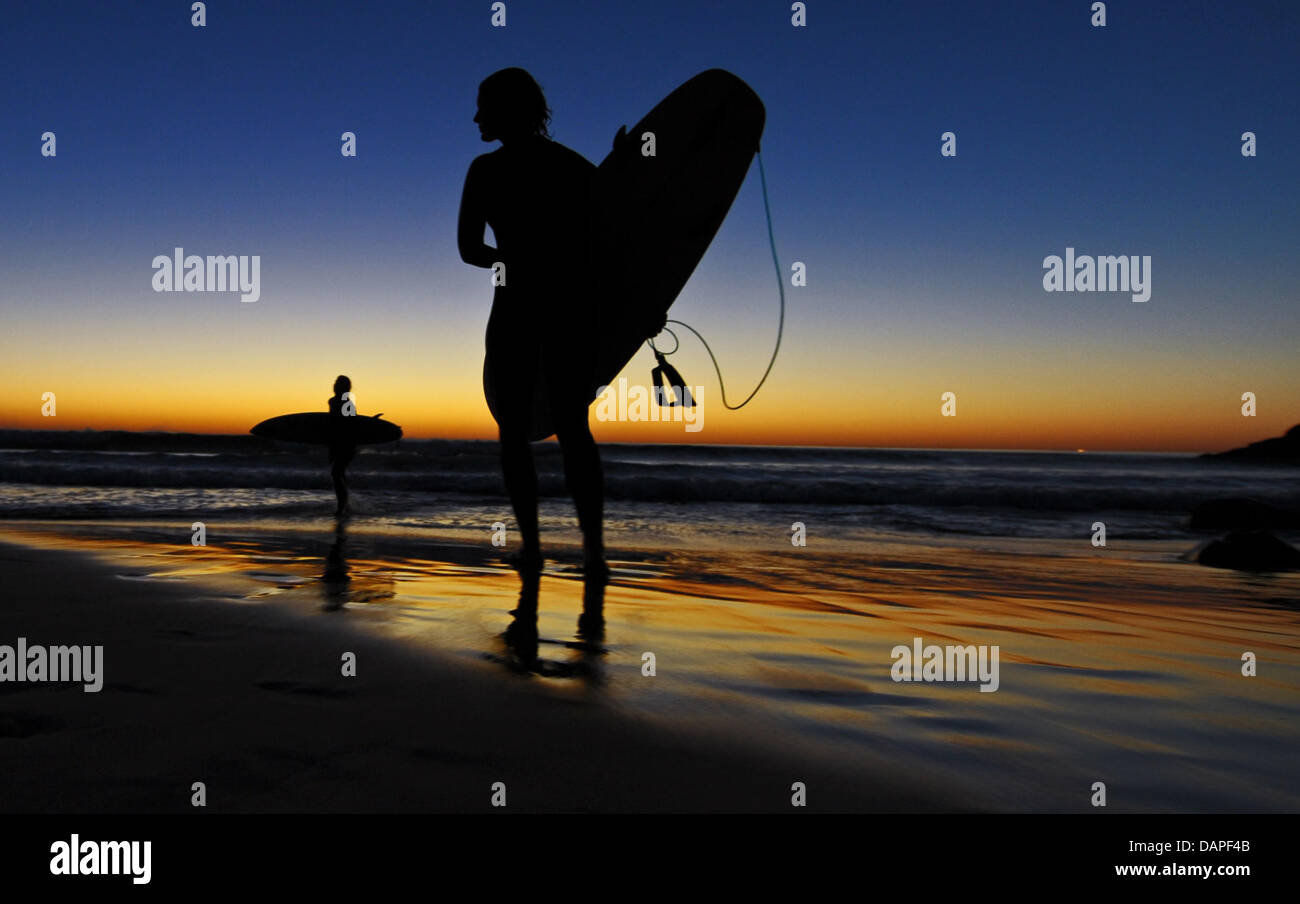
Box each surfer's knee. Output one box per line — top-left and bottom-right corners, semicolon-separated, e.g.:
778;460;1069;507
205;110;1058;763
554;414;594;446
497;425;531;452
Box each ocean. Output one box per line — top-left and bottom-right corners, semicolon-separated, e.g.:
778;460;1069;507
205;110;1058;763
2;432;1297;549
3;430;1299;811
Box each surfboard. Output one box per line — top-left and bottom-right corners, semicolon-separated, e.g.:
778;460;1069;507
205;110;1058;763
250;413;402;446
483;68;766;441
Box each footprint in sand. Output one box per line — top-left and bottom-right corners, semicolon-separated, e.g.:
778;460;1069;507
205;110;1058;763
254;745;329;768
253;680;350;699
152;628;240;643
103;681;160;695
0;711;64;738
409;746;494;767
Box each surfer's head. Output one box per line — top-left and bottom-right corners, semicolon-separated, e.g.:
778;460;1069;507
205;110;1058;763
333;375;351;396
475;68;552;142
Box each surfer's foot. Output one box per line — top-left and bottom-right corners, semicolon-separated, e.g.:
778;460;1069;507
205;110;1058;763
577;611;605;643
504;548;544;575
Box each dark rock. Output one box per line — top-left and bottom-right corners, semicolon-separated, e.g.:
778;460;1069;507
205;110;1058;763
1191;530;1300;572
1204;424;1300;462
1189;498;1300;531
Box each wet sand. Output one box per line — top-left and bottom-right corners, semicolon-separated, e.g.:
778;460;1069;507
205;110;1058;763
0;530;951;813
2;519;1298;812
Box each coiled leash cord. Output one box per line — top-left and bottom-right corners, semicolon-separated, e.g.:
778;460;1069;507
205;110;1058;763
648;150;785;410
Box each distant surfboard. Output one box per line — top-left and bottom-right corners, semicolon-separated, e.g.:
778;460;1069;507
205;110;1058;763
250;413;402;446
483;68;766;441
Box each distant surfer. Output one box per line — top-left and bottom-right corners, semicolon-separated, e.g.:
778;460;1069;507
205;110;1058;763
328;374;357;517
459;68;647;579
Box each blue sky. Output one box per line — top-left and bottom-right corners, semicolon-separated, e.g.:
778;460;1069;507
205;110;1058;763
2;0;1297;448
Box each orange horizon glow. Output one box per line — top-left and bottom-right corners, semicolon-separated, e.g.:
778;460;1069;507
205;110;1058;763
1;383;1291;454
4;289;1294;454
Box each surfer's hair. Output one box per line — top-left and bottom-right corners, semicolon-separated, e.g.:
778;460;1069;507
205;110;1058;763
334;375;351;394
479;67;552;138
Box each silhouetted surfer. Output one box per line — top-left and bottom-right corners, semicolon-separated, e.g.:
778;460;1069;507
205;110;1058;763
458;68;612;578
328;375;356;517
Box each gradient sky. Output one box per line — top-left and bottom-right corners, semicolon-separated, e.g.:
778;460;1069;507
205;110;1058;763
2;0;1297;451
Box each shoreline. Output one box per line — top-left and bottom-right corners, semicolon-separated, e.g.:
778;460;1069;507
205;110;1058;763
4;516;1298;814
0;533;957;813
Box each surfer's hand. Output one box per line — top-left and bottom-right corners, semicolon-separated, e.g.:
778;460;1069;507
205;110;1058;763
642;309;668;340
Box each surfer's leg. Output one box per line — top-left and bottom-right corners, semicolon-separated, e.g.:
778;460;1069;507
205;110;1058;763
498;425;541;564
554;412;605;573
489;312;543;568
331;465;347;513
330;445;354;515
546;338;606;574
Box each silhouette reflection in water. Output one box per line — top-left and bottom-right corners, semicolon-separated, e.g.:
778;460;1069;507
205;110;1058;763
321;517;350;611
497;570;607;681
318;517;395;612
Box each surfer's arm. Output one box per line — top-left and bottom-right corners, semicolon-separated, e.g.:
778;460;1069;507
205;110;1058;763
458;158;498;269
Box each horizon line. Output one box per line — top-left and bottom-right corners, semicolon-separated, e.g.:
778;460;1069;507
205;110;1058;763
0;425;1238;456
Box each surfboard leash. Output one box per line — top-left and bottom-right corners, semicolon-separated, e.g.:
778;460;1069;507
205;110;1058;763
649;150;785;411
